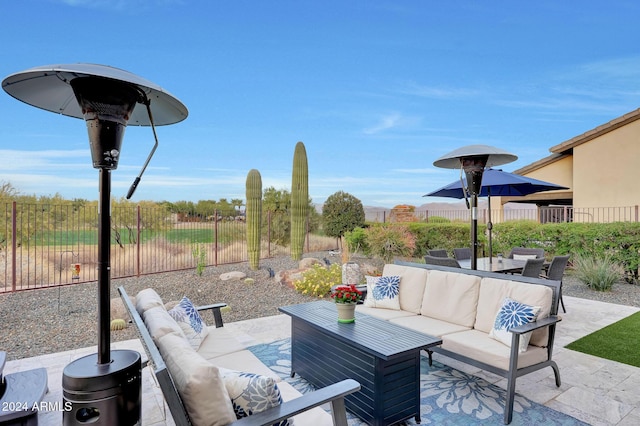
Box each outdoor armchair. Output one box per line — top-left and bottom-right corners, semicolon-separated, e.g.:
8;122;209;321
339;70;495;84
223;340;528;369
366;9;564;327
427;249;448;258
423;255;461;268
520;258;545;278
541;255;570;313
453;248;472;261
508;247;545;259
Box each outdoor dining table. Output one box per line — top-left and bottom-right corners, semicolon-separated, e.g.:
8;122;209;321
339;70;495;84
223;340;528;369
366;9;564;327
458;257;527;273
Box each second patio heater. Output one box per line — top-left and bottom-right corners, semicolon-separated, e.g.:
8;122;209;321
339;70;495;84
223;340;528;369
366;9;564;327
433;145;516;270
3;63;187;425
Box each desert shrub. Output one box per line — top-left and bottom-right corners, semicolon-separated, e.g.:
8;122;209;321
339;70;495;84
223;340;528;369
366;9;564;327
344;227;369;256
365;224;416;263
294;263;341;298
573;253;624;291
191;243;207;276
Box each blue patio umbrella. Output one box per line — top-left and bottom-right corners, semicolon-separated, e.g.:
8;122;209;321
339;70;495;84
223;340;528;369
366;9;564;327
424;169;568;260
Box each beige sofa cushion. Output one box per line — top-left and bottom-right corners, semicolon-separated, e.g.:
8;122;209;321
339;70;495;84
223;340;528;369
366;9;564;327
278;381;333;425
355;305;418;321
135;288;165;314
474;277;553;346
197;326;249;361
157;333;236;426
390;315;470;337
382;264;428;314
209;350;282;382
441;329;548;371
143;306;186;342
420;270;481;327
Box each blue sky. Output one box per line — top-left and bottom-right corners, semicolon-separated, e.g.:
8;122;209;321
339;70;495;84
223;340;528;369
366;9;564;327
2;0;640;208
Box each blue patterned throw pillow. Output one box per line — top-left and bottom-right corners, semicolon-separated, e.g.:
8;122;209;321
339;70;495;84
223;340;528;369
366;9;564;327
363;275;401;310
218;368;293;426
168;296;208;350
489;297;541;353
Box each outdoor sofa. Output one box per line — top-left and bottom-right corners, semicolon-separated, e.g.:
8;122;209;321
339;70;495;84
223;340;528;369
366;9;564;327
118;286;359;426
356;260;562;425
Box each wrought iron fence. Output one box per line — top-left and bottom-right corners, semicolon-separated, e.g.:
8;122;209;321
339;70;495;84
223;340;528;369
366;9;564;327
3;201;638;293
368;205;640;224
0;203;329;293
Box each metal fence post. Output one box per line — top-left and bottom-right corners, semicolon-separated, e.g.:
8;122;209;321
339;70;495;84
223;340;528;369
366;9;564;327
214;209;219;266
136;205;141;277
11;201;16;292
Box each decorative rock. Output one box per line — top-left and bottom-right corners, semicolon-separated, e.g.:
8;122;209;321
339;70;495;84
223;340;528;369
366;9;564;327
299;258;323;269
220;271;247;281
342;262;362;285
244;278;255;285
360;262;381;277
110;297;132;321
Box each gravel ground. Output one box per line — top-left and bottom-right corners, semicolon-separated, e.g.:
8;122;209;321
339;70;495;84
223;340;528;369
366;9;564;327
1;253;638;361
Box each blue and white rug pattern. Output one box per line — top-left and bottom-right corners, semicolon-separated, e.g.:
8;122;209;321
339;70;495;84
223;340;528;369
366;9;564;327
248;338;587;425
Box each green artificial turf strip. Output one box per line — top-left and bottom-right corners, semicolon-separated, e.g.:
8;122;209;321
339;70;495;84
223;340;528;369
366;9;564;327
565;311;640;368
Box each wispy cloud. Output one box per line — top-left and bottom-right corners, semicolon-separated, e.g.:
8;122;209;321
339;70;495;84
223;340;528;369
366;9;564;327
363;113;403;135
0;149;88;170
397;82;481;99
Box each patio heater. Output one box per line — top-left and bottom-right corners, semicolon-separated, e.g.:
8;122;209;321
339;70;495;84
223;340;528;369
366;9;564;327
2;64;187;425
433;145;516;270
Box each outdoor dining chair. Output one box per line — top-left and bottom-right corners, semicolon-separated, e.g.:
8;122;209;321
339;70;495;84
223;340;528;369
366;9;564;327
424;255;461;268
541;255;570;313
427;249;448;258
453;248;472;261
520;257;545;278
508;247;545;259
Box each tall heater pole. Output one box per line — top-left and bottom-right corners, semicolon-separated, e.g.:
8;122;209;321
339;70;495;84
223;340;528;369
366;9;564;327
98;169;112;364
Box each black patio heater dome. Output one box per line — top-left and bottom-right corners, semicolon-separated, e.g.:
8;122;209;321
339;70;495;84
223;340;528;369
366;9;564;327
2;63;187;425
433;145;516;270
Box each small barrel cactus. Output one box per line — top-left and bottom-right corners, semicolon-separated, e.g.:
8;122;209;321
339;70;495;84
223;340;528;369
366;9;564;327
110;318;127;331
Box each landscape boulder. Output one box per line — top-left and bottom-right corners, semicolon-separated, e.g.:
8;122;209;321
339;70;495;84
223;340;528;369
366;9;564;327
220;271;247;281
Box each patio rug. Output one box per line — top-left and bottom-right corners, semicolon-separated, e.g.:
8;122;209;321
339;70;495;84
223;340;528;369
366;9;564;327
248;338;587;425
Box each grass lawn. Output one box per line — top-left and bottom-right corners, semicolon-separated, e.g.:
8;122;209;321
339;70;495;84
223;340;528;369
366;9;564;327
565;311;640;368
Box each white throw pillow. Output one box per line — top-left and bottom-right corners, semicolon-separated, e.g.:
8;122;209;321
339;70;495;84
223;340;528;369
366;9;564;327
489;297;541;353
168;296;209;350
363;275;401;310
513;254;537;260
218;367;293;426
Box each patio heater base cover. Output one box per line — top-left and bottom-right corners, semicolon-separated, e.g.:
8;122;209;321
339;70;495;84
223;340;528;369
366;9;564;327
62;349;141;426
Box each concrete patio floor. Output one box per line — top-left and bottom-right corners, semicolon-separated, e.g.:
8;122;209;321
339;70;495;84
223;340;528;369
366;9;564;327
4;295;640;425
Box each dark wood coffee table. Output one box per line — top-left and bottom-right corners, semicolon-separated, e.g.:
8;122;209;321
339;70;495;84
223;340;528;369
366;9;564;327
279;301;441;426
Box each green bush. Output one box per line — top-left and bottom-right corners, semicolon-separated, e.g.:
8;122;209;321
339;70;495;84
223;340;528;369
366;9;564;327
572;254;624;291
344;227;369;256
426;216;450;223
365;224;416;263
405;222;482;258
293;263;341;298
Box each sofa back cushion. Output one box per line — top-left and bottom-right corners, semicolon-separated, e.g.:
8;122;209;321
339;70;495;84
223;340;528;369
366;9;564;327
420;270;481;327
135;288;165;314
143;306;186;342
157;332;236;426
382;264;428;314
475;277;553;346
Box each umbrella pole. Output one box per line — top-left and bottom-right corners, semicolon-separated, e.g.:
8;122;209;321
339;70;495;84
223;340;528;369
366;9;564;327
471;193;478;270
488;190;493;264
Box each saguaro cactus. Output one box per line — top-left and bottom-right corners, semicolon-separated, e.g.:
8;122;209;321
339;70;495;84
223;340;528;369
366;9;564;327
290;141;308;260
246;169;262;270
